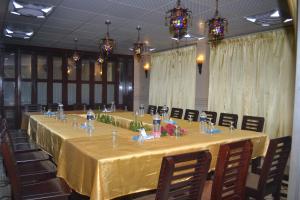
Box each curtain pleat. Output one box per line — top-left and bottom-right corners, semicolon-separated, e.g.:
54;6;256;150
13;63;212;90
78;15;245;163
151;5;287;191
208;28;295;138
149;45;197;109
288;0;297;28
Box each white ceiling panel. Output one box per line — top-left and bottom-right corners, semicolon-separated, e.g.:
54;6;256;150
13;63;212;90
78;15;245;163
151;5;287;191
0;0;292;53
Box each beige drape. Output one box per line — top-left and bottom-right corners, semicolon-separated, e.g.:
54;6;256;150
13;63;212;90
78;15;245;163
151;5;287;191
288;0;297;27
149;45;197;109
208;28;295;138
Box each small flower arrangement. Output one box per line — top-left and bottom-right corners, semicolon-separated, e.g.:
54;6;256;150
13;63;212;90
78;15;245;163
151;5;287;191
129;121;152;132
161;124;186;137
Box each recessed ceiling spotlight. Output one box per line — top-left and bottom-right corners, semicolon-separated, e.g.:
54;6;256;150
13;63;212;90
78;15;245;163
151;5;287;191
149;48;156;52
9;0;54;19
171;37;179;41
3;26;34;39
262;23;270;27
245;17;256;23
184;34;191;38
284;18;293;23
198;37;205;40
270;10;280;18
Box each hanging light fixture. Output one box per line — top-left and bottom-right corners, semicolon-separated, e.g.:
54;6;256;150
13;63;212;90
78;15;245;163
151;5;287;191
132;26;144;59
207;0;228;45
165;0;192;40
72;38;80;62
100;20;115;58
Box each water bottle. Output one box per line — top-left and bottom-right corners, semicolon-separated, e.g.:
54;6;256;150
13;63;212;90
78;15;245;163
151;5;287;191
152;113;161;138
199;111;207;133
111;101;116;112
139;104;145;116
58;103;64;120
86;109;95;135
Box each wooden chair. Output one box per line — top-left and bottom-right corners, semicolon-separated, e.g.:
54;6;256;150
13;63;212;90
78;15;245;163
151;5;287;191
147;105;157;114
204;111;217;124
157;106;169;115
245;136;291;200
241;115;265;132
135;150;212;200
23;104;43;112
218;113;238;128
1;138;71;200
184;109;199;121
170;108;183;119
202;140;253;200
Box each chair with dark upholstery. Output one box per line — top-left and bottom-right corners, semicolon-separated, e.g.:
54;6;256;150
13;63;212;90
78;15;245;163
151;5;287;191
2;138;71;200
47;103;59;112
170;107;183;119
204;111;217;124
157;106;169;115
202;140;253;200
134;150;212;200
245;136;291;200
184;109;199;121
218;113;238;128
147;105;157;114
23;104;43;112
241;115;265;132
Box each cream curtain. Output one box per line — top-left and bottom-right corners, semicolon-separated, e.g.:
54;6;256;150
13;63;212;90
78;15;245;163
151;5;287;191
208;28;295;138
149;45;197;109
288;0;297;27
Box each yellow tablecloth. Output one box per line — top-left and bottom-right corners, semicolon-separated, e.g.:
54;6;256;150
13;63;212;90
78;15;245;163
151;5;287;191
27;112;268;200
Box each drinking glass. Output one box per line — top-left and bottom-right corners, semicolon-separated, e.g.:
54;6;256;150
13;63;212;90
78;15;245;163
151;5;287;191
72;117;78;128
112;130;117;148
188;115;193;124
229;121;234;132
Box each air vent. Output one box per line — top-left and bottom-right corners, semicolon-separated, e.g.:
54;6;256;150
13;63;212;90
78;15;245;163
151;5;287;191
245;9;292;27
9;0;54;18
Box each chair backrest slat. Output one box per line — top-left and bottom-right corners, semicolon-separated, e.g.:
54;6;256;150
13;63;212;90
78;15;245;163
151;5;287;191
24;104;42;112
147;105;157;114
211;140;253;200
170;108;183;119
157;106;169;115
204;111;217;124
258;136;291;193
155;151;211;200
218;113;238;128
241;115;265;132
184;109;199;121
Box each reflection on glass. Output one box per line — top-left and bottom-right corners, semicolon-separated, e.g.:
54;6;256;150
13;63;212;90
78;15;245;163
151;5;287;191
3;81;15;106
81;60;90;81
107;62;115;82
53;57;62;80
119;62;126;104
95;84;102;103
107;84;115;103
53;83;62;103
4;53;15;78
81;84;89;104
37;82;47;105
37;56;47;79
21;54;32;79
21;82;32;105
68;83;76;105
94;62;102;81
67;58;76;80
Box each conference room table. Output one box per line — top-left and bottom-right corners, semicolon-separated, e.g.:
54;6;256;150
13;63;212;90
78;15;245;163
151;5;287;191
26;111;268;200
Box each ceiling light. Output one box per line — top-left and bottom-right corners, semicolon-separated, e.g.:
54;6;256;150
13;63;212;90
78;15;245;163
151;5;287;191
6;28;14;34
198;37;205;40
26;31;33;36
184;34;191;38
270;10;280;18
12;1;23;9
41;7;53;13
5;34;12;38
284;18;293;23
24;36;30;39
10;11;20;15
37;15;45;19
262;23;270;27
149;48;156;51
99;20;116;58
245;17;256;23
171;37;179;41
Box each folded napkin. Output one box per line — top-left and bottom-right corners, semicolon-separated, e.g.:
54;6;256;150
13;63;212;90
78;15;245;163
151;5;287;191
205;128;221;134
163;119;176;125
44;111;56;116
132;128;154;141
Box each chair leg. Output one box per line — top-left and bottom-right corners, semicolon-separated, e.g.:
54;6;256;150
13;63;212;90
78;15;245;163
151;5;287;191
273;188;281;200
251;157;261;173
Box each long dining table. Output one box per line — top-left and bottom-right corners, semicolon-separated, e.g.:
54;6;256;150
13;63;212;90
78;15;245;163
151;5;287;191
26;111;268;200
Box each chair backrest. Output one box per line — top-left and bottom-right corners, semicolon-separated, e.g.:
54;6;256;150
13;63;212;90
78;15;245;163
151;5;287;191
1;134;22;199
257;136;291;194
170;108;183;119
0;118;8;139
48;103;59;112
218;113;238;128
204;111;217;124
211;140;253;200
157;106;169;115
155;151;211;200
24;104;42;112
241;115;265;132
147;105;157;114
184;109;199;121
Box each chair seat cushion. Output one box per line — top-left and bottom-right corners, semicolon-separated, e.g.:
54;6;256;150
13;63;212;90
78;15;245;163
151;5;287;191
19;160;57;184
13;142;41;153
14;151;50;164
22;177;71;200
246;173;259;190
